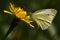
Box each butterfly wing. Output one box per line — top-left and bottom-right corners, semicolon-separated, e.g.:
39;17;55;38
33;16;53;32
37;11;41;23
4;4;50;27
32;9;57;30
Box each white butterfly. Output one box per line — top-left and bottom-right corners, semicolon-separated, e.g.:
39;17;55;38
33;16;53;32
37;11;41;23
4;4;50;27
32;9;57;30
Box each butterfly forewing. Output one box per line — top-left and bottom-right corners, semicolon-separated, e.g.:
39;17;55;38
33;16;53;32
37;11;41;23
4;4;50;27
35;14;52;23
32;9;57;30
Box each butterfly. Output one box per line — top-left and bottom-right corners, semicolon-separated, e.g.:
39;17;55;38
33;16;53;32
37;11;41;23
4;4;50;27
31;9;57;30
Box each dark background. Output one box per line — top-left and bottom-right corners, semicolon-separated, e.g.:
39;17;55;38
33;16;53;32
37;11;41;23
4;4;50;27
0;0;60;40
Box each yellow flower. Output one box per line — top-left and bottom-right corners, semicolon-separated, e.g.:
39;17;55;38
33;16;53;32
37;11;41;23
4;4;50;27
4;3;34;28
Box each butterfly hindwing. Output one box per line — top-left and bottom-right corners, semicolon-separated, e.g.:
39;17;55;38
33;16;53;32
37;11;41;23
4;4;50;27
32;9;57;30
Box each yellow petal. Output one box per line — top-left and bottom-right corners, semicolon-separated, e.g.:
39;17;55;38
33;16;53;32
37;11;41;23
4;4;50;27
4;10;12;15
9;3;15;12
29;24;34;28
25;16;30;19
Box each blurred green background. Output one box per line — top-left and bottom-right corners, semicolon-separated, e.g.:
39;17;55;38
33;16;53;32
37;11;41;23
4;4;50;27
0;0;60;40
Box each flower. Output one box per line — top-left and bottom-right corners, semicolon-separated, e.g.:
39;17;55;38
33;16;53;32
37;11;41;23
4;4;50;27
4;3;34;28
